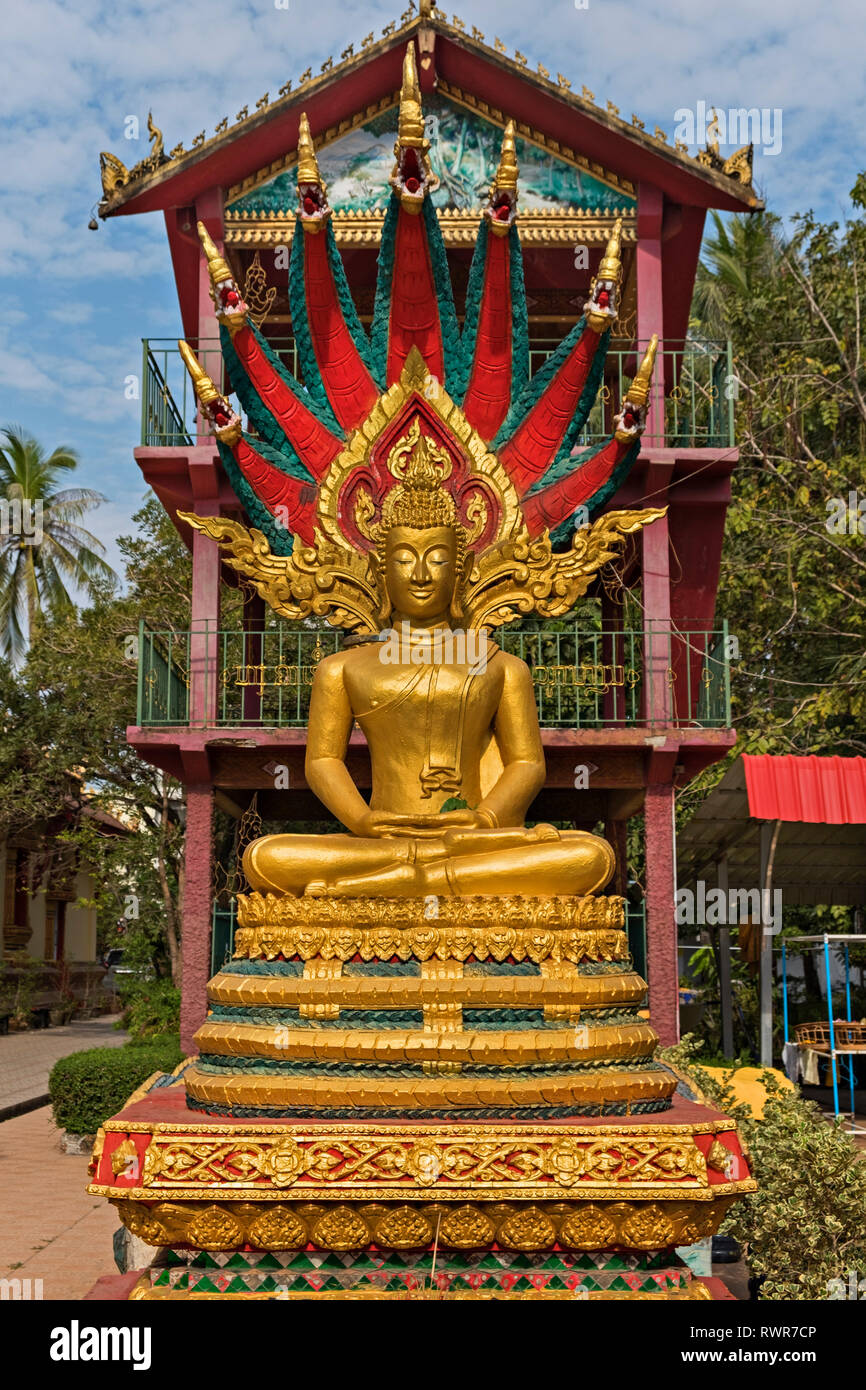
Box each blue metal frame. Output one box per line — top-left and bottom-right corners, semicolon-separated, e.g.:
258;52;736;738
780;933;863;1131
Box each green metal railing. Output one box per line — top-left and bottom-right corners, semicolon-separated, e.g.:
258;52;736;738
141;336;734;450
626;901;648;983
136;621;730;729
211;902;237;975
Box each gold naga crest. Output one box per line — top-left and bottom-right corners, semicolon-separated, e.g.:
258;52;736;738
181;348;663;633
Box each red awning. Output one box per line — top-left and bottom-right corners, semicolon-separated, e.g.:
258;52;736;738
743;754;866;825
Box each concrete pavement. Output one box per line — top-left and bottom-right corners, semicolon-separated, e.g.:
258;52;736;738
0;1015;128;1120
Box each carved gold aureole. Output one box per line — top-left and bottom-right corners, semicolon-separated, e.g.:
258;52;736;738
179;347;665;636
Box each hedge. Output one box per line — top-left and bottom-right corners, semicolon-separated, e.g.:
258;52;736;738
49;1036;184;1136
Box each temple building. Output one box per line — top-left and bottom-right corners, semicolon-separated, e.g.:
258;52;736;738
97;1;760;1053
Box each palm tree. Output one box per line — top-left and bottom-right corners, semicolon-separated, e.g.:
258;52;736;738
692;211;783;340
0;426;116;658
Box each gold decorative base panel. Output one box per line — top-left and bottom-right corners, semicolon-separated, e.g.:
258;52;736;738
113;1194;739;1253
183;1063;676;1111
129;1278;714;1302
90;1099;754;1208
193;1020;658;1066
232;891;627;964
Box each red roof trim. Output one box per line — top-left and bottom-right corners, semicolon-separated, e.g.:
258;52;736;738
743;754;866;825
100;22;759;219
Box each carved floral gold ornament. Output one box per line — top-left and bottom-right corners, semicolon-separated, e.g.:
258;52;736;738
113;1194;740;1254
133;1130;712;1193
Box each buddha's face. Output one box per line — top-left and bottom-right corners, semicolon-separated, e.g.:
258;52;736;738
384;525;458;624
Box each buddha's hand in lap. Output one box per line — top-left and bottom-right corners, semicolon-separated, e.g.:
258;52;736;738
353;809;483;840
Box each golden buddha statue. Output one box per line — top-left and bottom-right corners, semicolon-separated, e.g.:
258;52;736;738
243;440;616;900
176;70;669;1123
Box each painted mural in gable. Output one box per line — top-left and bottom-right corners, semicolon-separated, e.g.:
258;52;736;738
229;95;634;215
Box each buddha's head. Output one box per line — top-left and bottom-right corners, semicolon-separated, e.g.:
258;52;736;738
382;525;460;624
372;426;472;626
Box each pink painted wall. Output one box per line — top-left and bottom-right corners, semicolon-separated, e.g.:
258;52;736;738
180;784;214;1054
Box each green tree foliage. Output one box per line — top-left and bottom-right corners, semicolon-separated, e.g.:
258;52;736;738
664;1044;866;1300
684;189;866;818
0;426;115;658
0;496;191;982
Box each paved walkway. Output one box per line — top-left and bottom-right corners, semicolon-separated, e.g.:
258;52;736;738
0;1106;119;1299
0;1015;128;1119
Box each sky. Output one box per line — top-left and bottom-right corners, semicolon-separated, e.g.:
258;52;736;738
3;0;865;582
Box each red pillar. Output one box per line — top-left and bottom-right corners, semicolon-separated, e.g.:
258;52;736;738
180;784;214;1055
189;503;221;726
242;590;266;723
194;187;225;413
645;779;679;1045
636;183;665;447
641;501;672;725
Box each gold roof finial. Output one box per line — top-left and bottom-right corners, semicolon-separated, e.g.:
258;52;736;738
625;334;658;407
197;221;233;287
296;112;323;186
178;340;219;406
493;120;519;193
397;42;426;148
597;217;623;285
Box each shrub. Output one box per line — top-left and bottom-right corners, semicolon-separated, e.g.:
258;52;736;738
120;978;181;1042
49;1036;183;1136
661;1036;866;1300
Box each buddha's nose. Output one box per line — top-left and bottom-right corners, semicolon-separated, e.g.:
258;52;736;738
411;557;430;584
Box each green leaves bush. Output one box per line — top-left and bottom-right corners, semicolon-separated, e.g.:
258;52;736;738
49;1037;183;1136
663;1038;866;1299
120;979;181;1042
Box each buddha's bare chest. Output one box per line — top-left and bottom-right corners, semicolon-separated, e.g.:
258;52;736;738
343;652;502;742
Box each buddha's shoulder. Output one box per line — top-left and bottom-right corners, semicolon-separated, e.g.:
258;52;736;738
312;643;379;683
493;647;534;680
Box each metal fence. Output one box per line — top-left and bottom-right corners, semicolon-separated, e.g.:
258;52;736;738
141;336;734;450
136;621;730;729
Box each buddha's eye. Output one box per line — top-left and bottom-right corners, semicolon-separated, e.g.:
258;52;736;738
426;549;450;566
392;548;416;564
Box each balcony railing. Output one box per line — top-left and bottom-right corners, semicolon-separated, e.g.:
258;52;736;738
141;337;734;450
136;621;730;730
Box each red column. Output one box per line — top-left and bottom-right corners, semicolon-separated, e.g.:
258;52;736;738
188;501;221;726
645;779;679;1045
242;590;266;724
194;187;225;422
180;784;214;1055
641;504;672;725
601;589;625;724
636;182;665;447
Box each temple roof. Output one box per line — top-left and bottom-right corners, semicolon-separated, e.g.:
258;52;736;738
98;2;762;220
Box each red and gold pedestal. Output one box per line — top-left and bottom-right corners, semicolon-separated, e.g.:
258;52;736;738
88;894;755;1300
